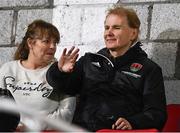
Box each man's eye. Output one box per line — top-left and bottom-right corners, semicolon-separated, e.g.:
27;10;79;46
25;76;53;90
115;26;121;29
113;26;122;29
104;26;109;30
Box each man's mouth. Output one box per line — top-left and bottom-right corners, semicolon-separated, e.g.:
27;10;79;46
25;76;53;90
106;38;116;42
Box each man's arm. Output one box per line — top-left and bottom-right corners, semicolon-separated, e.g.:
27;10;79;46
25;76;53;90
126;66;167;130
46;62;71;90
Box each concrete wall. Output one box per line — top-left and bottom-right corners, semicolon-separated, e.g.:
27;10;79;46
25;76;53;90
0;0;180;104
0;0;53;65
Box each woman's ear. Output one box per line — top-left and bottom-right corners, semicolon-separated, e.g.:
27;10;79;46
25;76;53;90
27;38;34;49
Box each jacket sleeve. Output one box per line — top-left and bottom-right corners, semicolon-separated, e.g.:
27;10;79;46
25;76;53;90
46;62;70;91
46;57;84;95
126;66;167;130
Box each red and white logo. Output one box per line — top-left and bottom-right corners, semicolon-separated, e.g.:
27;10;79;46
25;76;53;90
130;63;143;72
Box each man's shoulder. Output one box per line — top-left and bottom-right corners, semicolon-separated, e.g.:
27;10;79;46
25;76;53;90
142;57;162;71
83;48;107;57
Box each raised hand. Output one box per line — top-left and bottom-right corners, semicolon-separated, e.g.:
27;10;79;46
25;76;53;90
58;46;79;73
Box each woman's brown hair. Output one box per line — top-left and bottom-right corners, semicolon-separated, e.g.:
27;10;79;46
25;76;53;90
14;19;60;60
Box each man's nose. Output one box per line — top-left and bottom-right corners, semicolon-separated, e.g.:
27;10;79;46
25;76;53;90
106;28;114;36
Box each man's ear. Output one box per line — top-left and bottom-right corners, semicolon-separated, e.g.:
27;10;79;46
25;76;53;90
131;28;138;41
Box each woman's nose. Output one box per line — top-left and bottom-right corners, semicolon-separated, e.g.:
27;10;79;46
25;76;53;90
49;41;57;48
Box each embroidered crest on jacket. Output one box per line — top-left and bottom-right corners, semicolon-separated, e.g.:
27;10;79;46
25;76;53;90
130;63;142;72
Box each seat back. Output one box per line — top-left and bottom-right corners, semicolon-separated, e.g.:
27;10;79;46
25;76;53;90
96;128;158;132
162;104;180;132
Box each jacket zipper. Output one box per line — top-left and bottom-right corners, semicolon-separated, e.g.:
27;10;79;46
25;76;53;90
89;53;114;67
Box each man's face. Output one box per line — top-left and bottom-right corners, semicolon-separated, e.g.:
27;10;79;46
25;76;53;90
104;14;137;55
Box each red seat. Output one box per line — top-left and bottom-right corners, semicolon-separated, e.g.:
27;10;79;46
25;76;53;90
97;104;180;132
96;128;158;132
162;104;180;132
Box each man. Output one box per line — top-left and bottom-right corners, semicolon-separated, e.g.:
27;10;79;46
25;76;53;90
46;5;167;131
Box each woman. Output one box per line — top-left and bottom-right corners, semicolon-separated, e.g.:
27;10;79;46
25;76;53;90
0;19;76;131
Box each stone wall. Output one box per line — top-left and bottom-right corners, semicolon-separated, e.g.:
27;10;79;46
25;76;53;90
0;0;53;65
0;0;180;104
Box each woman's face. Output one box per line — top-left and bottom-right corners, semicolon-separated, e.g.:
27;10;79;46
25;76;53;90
28;37;57;63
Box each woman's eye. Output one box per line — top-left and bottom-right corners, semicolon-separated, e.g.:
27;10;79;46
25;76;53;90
42;40;49;43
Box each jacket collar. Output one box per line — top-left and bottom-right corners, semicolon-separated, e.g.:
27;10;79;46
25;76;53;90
98;41;147;68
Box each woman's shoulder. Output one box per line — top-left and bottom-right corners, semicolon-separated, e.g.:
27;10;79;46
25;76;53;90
0;60;19;72
0;60;18;68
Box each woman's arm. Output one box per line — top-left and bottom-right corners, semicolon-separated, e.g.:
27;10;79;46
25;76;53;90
47;96;76;122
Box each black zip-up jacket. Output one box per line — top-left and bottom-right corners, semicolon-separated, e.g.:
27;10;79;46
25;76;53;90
46;42;167;131
0;88;20;131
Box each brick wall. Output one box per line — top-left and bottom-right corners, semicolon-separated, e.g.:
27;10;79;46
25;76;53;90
0;0;53;65
0;0;180;104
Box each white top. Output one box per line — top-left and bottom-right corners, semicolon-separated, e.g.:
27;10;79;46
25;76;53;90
0;60;76;130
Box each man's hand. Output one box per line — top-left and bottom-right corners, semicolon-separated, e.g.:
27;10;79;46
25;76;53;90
58;46;79;73
112;117;132;130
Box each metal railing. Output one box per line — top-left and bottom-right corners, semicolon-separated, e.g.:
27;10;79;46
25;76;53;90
0;98;87;132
